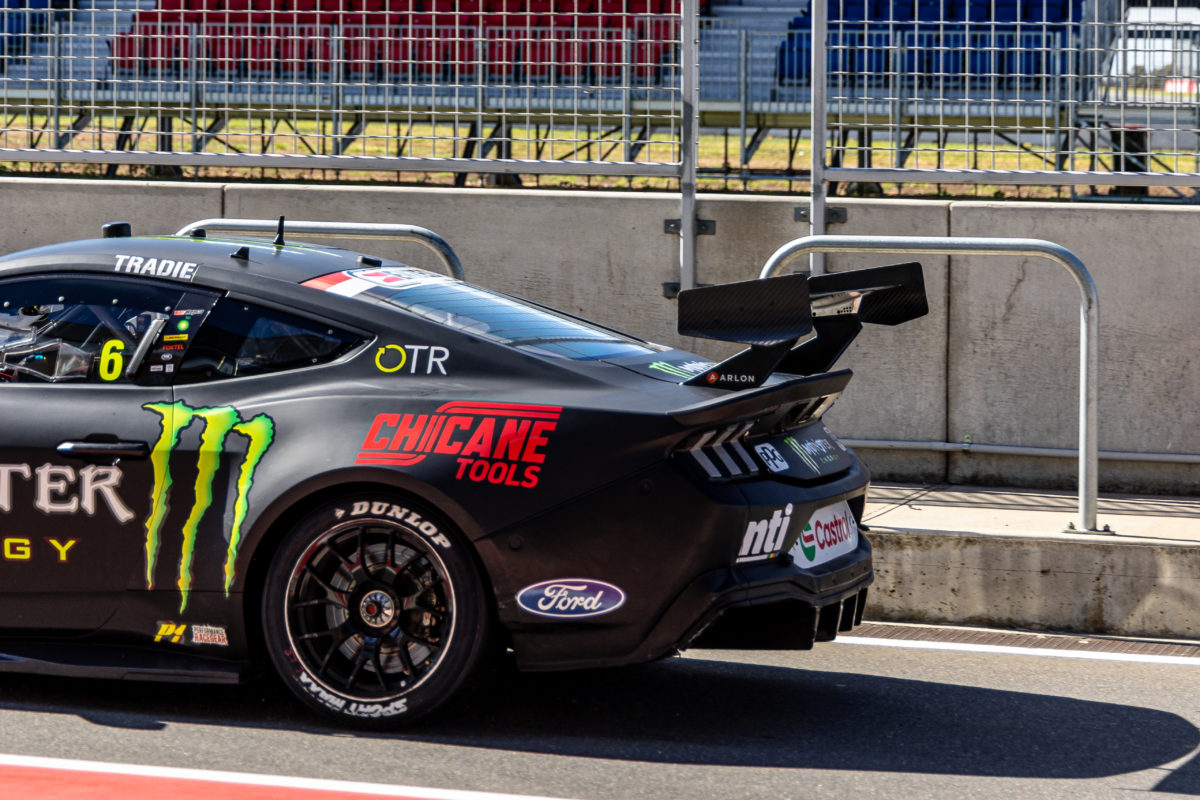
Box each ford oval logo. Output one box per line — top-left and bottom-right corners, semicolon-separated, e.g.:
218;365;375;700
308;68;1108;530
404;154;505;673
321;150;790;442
515;579;626;619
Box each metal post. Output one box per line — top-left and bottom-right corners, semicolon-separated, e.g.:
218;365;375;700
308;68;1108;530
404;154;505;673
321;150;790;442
738;28;748;169
679;0;700;291
808;0;828;275
760;234;1101;533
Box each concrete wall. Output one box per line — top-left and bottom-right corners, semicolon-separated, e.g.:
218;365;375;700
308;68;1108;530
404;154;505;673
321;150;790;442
2;177;1196;492
870;529;1200;639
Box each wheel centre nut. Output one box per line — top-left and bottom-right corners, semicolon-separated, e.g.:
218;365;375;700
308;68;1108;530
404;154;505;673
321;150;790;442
359;590;396;629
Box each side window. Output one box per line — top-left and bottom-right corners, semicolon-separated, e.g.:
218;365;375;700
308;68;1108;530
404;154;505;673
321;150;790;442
0;276;185;385
176;297;361;383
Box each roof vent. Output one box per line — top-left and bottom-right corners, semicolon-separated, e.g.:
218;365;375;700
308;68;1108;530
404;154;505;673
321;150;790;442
357;255;382;267
102;221;131;238
190;228;207;239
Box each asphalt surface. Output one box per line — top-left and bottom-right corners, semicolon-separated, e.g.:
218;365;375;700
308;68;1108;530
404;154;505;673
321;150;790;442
1;624;1199;799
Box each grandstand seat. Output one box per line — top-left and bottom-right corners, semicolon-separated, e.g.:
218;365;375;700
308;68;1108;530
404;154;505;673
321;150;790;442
110;32;142;76
277;29;315;77
204;20;251;77
832;0;872;21
489;0;524;13
1022;0;1067;23
777;29;809;83
380;33;412;79
990;0;1021;22
914;0;949;22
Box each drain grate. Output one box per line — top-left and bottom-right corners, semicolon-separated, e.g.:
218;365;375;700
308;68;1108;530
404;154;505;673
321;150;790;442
854;621;1200;659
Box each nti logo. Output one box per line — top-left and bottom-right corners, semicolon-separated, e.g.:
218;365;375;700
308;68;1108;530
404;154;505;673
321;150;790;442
358;401;561;489
736;503;793;564
143;402;276;613
790;501;859;567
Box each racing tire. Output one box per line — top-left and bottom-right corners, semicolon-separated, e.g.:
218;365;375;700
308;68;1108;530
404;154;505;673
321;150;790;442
263;494;492;727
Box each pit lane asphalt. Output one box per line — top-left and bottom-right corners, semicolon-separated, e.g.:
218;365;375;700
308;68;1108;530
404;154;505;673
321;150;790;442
2;625;1199;800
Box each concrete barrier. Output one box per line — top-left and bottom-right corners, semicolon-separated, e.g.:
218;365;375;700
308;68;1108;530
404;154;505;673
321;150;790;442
869;529;1200;639
0;177;1194;492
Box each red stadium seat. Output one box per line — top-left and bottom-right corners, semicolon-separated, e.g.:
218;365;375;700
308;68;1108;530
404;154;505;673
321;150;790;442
344;29;380;80
380;33;412;79
110;32;141;76
204;22;250;76
277;30;314;77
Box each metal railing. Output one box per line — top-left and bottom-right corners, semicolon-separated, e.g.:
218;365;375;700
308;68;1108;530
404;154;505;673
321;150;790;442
760;234;1102;533
175;218;466;280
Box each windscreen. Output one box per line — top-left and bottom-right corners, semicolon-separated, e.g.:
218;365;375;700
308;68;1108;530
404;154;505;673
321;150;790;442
303;266;662;361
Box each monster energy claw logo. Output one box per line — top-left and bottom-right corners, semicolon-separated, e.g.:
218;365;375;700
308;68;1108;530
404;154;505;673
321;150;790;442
143;401;275;613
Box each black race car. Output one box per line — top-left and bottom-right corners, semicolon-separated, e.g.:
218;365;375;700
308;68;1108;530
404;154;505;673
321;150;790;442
0;219;926;725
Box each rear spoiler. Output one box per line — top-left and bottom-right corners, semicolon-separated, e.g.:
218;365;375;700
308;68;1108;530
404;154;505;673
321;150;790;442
677;262;927;389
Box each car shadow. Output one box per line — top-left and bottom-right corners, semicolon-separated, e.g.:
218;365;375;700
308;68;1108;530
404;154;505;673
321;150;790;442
0;654;1196;788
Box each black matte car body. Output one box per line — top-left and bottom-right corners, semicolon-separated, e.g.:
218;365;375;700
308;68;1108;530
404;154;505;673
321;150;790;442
0;221;926;725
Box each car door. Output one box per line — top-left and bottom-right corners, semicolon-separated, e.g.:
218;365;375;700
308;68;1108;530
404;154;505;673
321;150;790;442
0;273;213;633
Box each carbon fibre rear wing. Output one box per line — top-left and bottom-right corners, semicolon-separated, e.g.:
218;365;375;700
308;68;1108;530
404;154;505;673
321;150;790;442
677;262;927;389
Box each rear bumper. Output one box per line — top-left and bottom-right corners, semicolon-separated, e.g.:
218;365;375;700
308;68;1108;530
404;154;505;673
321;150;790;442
496;455;874;672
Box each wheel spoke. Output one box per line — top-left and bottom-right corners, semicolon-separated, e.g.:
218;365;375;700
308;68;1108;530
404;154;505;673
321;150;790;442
346;647;368;689
386;528;397;571
292;597;348;611
302;563;343;598
297;625;342;642
318;630;357;677
370;640;389;691
393;634;416;677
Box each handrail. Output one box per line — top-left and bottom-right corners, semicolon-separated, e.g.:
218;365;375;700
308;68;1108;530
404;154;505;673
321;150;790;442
761;234;1101;533
174;218;466;281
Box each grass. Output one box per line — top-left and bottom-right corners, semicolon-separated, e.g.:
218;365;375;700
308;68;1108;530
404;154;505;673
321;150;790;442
0;111;1192;200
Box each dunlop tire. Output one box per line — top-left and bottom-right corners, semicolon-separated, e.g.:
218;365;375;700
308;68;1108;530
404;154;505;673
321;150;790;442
262;493;491;727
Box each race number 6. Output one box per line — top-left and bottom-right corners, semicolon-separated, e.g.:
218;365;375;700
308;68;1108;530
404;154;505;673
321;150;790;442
99;339;125;382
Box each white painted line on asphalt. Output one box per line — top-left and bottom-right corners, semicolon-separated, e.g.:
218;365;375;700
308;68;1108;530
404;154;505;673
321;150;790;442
0;753;576;800
837;636;1200;665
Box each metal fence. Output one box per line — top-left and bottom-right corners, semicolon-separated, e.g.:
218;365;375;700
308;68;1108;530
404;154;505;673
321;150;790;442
694;0;1200;196
0;2;685;177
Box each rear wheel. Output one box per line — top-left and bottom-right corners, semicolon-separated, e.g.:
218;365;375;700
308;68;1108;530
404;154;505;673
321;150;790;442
262;494;491;726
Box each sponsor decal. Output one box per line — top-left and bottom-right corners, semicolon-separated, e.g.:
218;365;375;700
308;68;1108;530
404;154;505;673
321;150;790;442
333;501;452;549
153;621;230;646
154;622;187;643
373;344;450;375
162;334;189;343
706;372;755;385
784;433;842;473
0;537;77;563
790;501;859;566
113;254;197;281
515;579;626;619
142;402;276;613
647;360;713;379
191;624;229;646
0;463;133;523
736;503;793;563
754;443;790;473
302;267;441;298
357;401;561;489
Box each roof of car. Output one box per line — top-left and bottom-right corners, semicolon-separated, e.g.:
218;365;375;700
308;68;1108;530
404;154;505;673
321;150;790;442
0;234;393;288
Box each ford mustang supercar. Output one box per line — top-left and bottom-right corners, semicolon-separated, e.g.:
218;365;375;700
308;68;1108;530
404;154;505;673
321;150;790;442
0;219;926;725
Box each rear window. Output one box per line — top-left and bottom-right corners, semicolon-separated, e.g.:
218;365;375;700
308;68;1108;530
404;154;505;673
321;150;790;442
303;267;662;361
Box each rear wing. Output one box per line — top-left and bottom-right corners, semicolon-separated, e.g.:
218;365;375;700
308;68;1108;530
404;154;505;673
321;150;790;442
677;262;927;389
